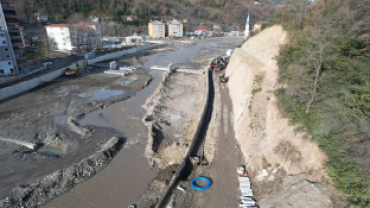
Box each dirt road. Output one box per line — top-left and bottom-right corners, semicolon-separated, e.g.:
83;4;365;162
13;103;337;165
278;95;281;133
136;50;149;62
164;70;244;208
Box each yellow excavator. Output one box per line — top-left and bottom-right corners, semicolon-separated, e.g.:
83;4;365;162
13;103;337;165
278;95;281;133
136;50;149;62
65;60;88;76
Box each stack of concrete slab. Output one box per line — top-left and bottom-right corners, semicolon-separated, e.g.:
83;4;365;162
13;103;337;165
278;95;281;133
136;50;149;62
238;176;257;208
119;66;136;71
104;70;128;76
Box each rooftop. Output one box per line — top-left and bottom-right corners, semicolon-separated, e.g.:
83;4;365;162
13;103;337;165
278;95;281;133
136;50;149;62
45;24;70;28
150;20;163;24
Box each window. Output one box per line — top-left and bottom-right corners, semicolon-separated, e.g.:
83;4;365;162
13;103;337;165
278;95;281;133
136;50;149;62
8;62;11;65
10;68;13;73
2;41;6;44
61;33;64;36
0;69;4;75
0;33;4;37
6;55;10;58
4;48;8;51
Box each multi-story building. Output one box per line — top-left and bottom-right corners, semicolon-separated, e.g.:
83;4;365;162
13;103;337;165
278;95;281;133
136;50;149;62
167;19;183;37
45;23;102;51
0;0;27;75
148;20;165;38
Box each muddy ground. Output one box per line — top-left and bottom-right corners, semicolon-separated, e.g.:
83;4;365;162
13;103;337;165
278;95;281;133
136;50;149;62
135;38;245;207
0;37;245;208
0;53;153;201
142;72;206;169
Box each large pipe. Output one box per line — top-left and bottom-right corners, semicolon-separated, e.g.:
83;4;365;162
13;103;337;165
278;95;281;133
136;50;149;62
0;137;38;150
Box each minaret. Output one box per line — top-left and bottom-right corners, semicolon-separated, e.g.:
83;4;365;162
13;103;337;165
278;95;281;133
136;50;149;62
245;12;250;39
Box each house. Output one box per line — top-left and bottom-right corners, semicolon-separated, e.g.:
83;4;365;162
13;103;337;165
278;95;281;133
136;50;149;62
126;36;146;44
34;13;48;21
148;20;165;38
127;16;135;21
213;24;222;31
91;16;100;23
45;23;102;51
195;28;208;36
167;19;183;37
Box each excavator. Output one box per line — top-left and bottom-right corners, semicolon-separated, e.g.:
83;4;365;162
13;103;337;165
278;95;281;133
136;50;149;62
65;60;88;76
219;73;228;82
210;56;230;70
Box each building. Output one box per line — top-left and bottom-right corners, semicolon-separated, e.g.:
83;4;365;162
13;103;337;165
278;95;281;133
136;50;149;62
45;23;102;51
127;16;135;22
126;36;146;44
148;20;165;38
34;13;48;22
213;24;222;31
167;19;183;37
195;28;208;36
0;0;27;75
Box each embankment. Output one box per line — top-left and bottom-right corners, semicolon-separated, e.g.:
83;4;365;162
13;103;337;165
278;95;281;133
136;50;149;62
225;25;331;205
0;43;166;101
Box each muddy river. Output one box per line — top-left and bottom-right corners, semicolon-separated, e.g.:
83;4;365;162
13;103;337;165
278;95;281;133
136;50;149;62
43;43;215;208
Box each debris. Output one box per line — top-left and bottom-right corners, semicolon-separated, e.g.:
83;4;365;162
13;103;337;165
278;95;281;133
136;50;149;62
177;185;186;193
237;165;246;175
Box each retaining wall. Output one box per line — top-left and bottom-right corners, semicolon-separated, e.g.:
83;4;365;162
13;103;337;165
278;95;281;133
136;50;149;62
0;43;166;101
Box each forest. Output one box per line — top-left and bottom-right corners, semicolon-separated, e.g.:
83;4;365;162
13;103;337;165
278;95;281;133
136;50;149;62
268;0;370;206
14;0;279;35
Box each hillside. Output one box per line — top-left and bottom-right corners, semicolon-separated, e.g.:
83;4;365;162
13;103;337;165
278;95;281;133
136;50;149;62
266;0;370;206
14;0;279;36
226;25;332;206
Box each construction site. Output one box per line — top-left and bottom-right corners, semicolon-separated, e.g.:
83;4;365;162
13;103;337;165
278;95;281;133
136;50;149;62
0;29;336;208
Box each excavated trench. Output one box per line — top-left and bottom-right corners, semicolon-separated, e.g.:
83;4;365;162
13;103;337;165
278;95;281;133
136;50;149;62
156;67;216;208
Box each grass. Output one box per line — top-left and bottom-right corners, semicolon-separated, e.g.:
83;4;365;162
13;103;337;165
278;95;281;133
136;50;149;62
24;50;48;61
204;7;221;15
252;88;262;96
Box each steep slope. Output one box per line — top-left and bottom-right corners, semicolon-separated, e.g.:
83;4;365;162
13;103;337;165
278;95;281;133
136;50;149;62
225;25;330;203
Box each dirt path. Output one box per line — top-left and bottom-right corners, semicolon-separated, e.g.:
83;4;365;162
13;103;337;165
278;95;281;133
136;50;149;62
201;72;242;207
166;71;244;208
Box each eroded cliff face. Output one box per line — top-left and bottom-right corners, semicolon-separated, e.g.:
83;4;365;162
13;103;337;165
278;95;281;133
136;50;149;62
226;25;329;194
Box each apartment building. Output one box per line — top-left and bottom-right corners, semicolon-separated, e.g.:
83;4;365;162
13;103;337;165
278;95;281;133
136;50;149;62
167;19;183;37
148;20;165;38
0;0;27;75
45;23;102;51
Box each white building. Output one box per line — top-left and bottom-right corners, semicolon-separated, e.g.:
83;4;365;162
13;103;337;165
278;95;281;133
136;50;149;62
126;36;146;44
45;23;102;51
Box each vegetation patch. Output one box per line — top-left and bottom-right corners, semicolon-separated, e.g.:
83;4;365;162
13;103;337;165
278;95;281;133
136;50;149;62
273;0;370;206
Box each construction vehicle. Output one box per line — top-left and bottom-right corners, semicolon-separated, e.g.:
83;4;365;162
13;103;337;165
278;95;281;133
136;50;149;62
65;60;88;76
219;73;228;82
210;56;230;70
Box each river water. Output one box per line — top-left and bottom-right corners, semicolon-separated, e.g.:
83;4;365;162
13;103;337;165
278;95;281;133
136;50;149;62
43;42;216;208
